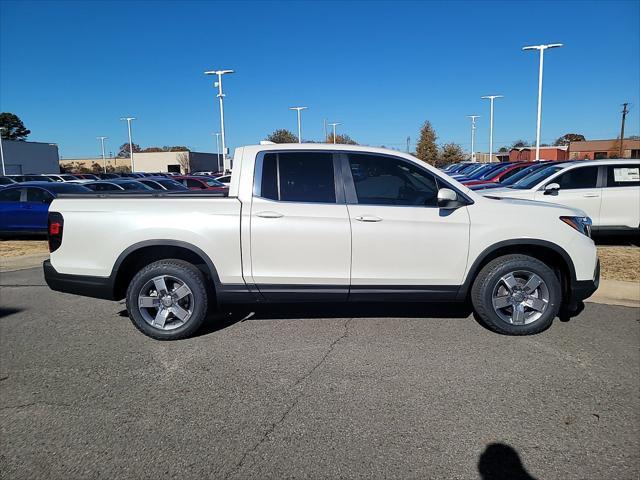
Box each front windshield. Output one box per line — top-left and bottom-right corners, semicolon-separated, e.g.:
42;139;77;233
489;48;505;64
500;164;546;186
204;179;224;187
510;166;563;189
119;181;152;191
476;164;510;180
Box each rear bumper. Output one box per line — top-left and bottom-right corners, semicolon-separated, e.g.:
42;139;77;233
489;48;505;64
568;259;600;306
43;260;116;300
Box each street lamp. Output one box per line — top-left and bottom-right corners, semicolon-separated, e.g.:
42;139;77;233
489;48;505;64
522;43;563;161
328;122;341;144
119;117;136;171
212;132;221;172
289;106;308;144
0;127;6;175
466;115;480;162
480;95;503;162
204;69;234;172
97;136;108;173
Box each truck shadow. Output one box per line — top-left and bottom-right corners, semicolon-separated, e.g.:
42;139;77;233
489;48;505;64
478;442;538;480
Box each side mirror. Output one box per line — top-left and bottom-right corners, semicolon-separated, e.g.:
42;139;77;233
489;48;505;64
544;183;560;195
437;188;462;209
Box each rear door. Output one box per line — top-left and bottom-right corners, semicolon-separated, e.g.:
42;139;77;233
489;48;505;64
344;153;470;297
534;165;602;224
598;163;640;229
0;188;24;231
249;151;351;300
23;187;53;232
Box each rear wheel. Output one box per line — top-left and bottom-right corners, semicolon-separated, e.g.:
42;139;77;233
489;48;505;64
126;259;209;340
471;254;561;335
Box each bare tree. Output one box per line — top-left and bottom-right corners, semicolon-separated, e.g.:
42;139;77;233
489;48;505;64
177;152;191;174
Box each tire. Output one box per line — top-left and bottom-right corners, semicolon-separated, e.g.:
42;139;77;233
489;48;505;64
471;254;561;335
125;259;209;340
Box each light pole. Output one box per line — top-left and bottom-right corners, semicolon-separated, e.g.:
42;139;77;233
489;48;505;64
0;127;5;175
328;122;341;144
481;95;503;162
523;43;563;161
466;115;480;162
289;106;308;143
120;117;136;171
204;69;234;172
212;132;221;172
97;136;108;172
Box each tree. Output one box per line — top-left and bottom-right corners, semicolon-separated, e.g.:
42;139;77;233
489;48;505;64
141;147;164;153
266;129;298;143
117;142;141;158
177;152;191;174
0;112;31;140
498;147;508;153
626;135;640;140
326;133;358;145
553;133;585;146
511;139;529;149
439;143;465;166
415;121;439;166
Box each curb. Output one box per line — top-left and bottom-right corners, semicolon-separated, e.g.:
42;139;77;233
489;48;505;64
0;253;50;273
586;279;640;308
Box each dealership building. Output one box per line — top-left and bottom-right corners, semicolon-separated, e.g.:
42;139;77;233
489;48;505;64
0;139;60;174
568;139;640;160
60;150;223;174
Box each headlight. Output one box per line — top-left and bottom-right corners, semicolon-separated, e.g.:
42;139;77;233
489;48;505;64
560;216;592;237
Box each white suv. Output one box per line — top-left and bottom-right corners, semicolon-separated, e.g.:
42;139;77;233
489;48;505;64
482;159;640;233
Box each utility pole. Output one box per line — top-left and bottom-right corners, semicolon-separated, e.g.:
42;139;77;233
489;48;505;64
204;69;234;172
0;127;6;175
120;117;136;171
289;106;308;144
619;102;629;158
481;95;503;162
328;122;341;144
97;136;108;173
467;115;480;162
323;118;327;142
406;136;410;153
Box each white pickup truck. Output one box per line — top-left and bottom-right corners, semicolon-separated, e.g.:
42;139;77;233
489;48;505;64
44;144;599;340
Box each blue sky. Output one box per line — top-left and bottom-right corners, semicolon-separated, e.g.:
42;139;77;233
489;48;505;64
1;0;639;158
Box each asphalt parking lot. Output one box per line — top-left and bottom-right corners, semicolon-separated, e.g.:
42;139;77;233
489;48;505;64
1;267;638;479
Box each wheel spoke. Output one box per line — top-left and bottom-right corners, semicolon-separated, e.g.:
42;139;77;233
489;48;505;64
153;308;170;328
172;284;190;300
493;296;511;309
523;274;543;294
512;304;526;324
525;297;547;312
153;276;169;295
139;296;158;308
171;304;189;321
501;273;518;292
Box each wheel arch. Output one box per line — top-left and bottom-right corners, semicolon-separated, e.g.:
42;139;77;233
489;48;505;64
111;240;222;300
457;239;576;302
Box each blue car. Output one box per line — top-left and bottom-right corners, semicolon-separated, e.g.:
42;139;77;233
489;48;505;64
0;182;91;235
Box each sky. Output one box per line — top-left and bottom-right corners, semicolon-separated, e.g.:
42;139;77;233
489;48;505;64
1;0;639;159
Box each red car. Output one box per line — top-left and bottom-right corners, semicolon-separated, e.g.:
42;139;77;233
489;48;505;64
462;162;534;186
175;176;229;194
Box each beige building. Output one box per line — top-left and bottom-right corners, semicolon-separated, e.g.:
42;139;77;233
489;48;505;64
568;139;640;160
60;151;222;174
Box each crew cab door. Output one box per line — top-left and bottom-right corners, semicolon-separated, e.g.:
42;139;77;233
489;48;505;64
534;165;602;225
249;151;351;300
342;153;470;298
23;187;53;232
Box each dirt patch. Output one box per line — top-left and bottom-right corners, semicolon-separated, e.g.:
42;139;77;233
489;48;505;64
597;246;640;282
0;240;49;258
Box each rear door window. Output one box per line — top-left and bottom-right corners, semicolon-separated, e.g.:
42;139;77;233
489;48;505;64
0;189;21;202
26;188;54;203
553;166;598;189
186;179;204;189
606;164;640;187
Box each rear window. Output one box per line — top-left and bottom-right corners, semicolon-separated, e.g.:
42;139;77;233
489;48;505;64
607;165;640;187
0;188;21;202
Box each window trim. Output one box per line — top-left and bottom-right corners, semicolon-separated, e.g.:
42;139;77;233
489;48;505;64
338;152;473;208
539;165;602;191
252;150;344;205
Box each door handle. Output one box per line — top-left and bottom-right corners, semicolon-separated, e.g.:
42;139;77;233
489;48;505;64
355;215;382;222
255;211;283;218
583;194;600;198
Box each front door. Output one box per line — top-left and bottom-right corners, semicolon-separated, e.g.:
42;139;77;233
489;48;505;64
344;153;470;299
249;151;351;300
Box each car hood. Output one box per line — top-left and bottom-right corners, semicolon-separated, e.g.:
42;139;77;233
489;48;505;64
481;194;588;217
480;187;535;198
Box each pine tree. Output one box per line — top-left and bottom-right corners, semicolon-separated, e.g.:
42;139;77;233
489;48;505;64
415;121;439;166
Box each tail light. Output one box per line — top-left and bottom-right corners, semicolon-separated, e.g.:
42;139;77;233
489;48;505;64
48;212;64;253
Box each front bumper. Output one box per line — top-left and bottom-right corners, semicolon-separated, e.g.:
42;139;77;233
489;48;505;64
43;260;116;300
568;259;600;307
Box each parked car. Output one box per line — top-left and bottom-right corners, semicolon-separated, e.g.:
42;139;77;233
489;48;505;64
193;171;223;177
7;174;54;182
0;182;92;235
0;176;18;187
138;178;189;191
174;176;228;193
462;162;533;186
482;159;640;233
97;173;122;179
45;174;81;182
451;163;507;182
44;144;598;340
215;174;231;186
73;173;100;180
84;180;154;192
469;161;576;191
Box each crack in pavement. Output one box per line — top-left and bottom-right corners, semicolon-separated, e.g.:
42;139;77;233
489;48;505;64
223;317;353;480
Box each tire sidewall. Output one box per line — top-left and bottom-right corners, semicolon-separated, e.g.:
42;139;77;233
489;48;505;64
126;260;208;340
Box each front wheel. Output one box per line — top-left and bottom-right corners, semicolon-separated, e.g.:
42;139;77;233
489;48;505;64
126;259;209;340
471;254;561;335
